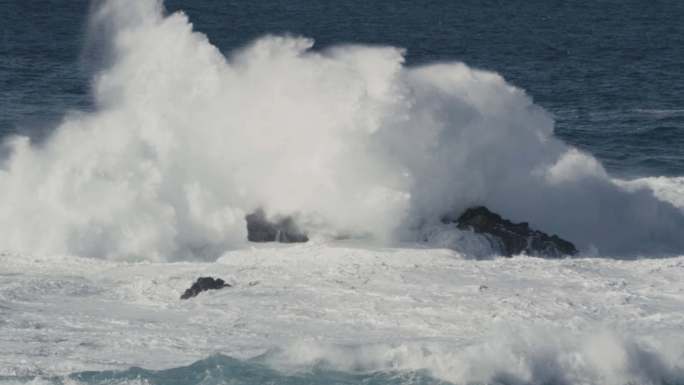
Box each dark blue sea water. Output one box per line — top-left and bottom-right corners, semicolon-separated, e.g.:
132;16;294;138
2;0;683;177
1;2;684;384
3;355;449;385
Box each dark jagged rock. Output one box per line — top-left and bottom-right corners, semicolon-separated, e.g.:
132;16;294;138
444;206;578;258
245;209;309;243
180;277;231;300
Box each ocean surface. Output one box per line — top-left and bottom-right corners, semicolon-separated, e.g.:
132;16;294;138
2;0;684;177
2;1;684;384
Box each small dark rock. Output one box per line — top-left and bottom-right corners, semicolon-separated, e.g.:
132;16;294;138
246;209;308;243
180;277;231;300
445;206;578;258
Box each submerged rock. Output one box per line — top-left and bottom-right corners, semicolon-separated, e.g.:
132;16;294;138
180;277;231;300
444;206;578;258
245;209;309;243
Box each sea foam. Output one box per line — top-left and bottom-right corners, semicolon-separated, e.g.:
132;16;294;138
1;0;683;260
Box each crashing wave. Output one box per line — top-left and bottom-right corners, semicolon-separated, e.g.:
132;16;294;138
1;0;683;260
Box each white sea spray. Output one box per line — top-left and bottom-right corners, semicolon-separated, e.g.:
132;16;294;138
1;0;683;260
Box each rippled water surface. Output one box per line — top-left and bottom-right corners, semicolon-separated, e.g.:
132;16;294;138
2;0;683;176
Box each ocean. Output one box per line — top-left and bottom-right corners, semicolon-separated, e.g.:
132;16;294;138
1;0;684;384
3;0;683;177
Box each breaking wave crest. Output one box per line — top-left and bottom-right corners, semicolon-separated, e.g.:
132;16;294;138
1;0;683;260
4;332;684;385
265;333;684;385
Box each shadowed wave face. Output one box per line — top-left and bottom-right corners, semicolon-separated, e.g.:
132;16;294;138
64;355;446;385
1;0;683;260
5;341;684;385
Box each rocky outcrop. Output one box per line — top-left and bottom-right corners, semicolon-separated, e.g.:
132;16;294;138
444;206;578;257
245;209;308;243
180;277;231;300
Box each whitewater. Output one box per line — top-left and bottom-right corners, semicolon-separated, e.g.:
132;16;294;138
2;246;684;384
1;0;684;384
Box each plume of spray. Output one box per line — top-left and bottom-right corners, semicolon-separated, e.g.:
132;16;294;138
1;0;683;261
